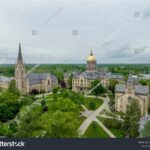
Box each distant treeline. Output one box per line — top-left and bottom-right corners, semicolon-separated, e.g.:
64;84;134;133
0;64;150;80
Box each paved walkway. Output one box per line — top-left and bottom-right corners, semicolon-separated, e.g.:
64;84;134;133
36;92;52;98
81;104;88;111
81;110;93;118
94;118;116;138
98;115;124;122
78;96;110;135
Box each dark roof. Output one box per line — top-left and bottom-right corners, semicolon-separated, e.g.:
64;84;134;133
115;84;126;93
115;84;149;96
0;76;13;83
26;73;58;85
107;73;124;79
73;71;106;80
134;85;149;95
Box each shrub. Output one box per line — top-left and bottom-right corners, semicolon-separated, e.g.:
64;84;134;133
103;119;122;129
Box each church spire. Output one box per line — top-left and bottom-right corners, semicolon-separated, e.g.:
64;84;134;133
17;43;23;64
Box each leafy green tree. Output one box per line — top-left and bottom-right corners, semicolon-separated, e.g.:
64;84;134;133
7;79;20;96
15;90;82;138
90;80;106;97
43;111;79;138
123;98;141;138
67;74;73;89
30;89;39;95
41;95;48;112
139;79;149;86
141;121;150;138
60;80;66;88
7;121;18;137
0;121;9;136
0;91;20;122
108;79;118;94
52;87;59;94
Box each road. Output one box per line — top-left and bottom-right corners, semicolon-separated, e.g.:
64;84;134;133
78;96;111;136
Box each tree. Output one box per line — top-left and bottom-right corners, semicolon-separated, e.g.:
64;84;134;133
30;89;39;95
43;111;79;138
7;79;20;96
123;98;141;138
60;80;66;88
0;91;20;122
0;121;9;136
67;74;73;89
108;79;118;94
139;79;149;86
7;121;18;137
90;80;106;97
41;95;48;112
141;121;150;138
52;87;59;94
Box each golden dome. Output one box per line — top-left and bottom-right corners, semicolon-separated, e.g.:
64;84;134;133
87;50;96;61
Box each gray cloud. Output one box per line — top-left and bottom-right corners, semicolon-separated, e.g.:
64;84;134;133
143;4;150;18
0;0;149;63
106;43;149;59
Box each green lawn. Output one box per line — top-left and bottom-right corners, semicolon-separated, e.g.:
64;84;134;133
98;117;124;138
113;111;125;116
109;128;124;138
83;121;109;138
45;95;103;111
82;97;103;110
45;94;54;99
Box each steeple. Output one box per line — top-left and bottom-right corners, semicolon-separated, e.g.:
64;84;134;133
17;43;23;64
15;43;25;93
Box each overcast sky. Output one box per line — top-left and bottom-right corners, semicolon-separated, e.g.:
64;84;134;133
0;0;150;64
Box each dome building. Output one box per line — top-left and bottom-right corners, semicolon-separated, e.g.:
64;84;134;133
86;50;97;72
71;50;125;94
72;50;110;93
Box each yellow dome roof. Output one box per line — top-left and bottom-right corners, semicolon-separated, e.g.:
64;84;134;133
87;50;96;61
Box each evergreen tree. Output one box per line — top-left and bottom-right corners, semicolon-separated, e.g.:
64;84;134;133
123;98;141;138
41;95;48;112
90;80;106;97
141;121;150;138
7;79;20;96
67;74;73;89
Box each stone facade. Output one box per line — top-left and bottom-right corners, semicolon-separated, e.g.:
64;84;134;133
115;77;149;116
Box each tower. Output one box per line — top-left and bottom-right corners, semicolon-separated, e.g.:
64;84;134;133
86;50;97;71
15;43;26;92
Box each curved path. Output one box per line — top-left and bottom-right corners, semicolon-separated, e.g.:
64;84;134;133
78;96;116;138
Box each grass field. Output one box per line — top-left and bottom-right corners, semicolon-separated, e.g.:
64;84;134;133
82;97;103;110
98;117;124;138
83;121;109;138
